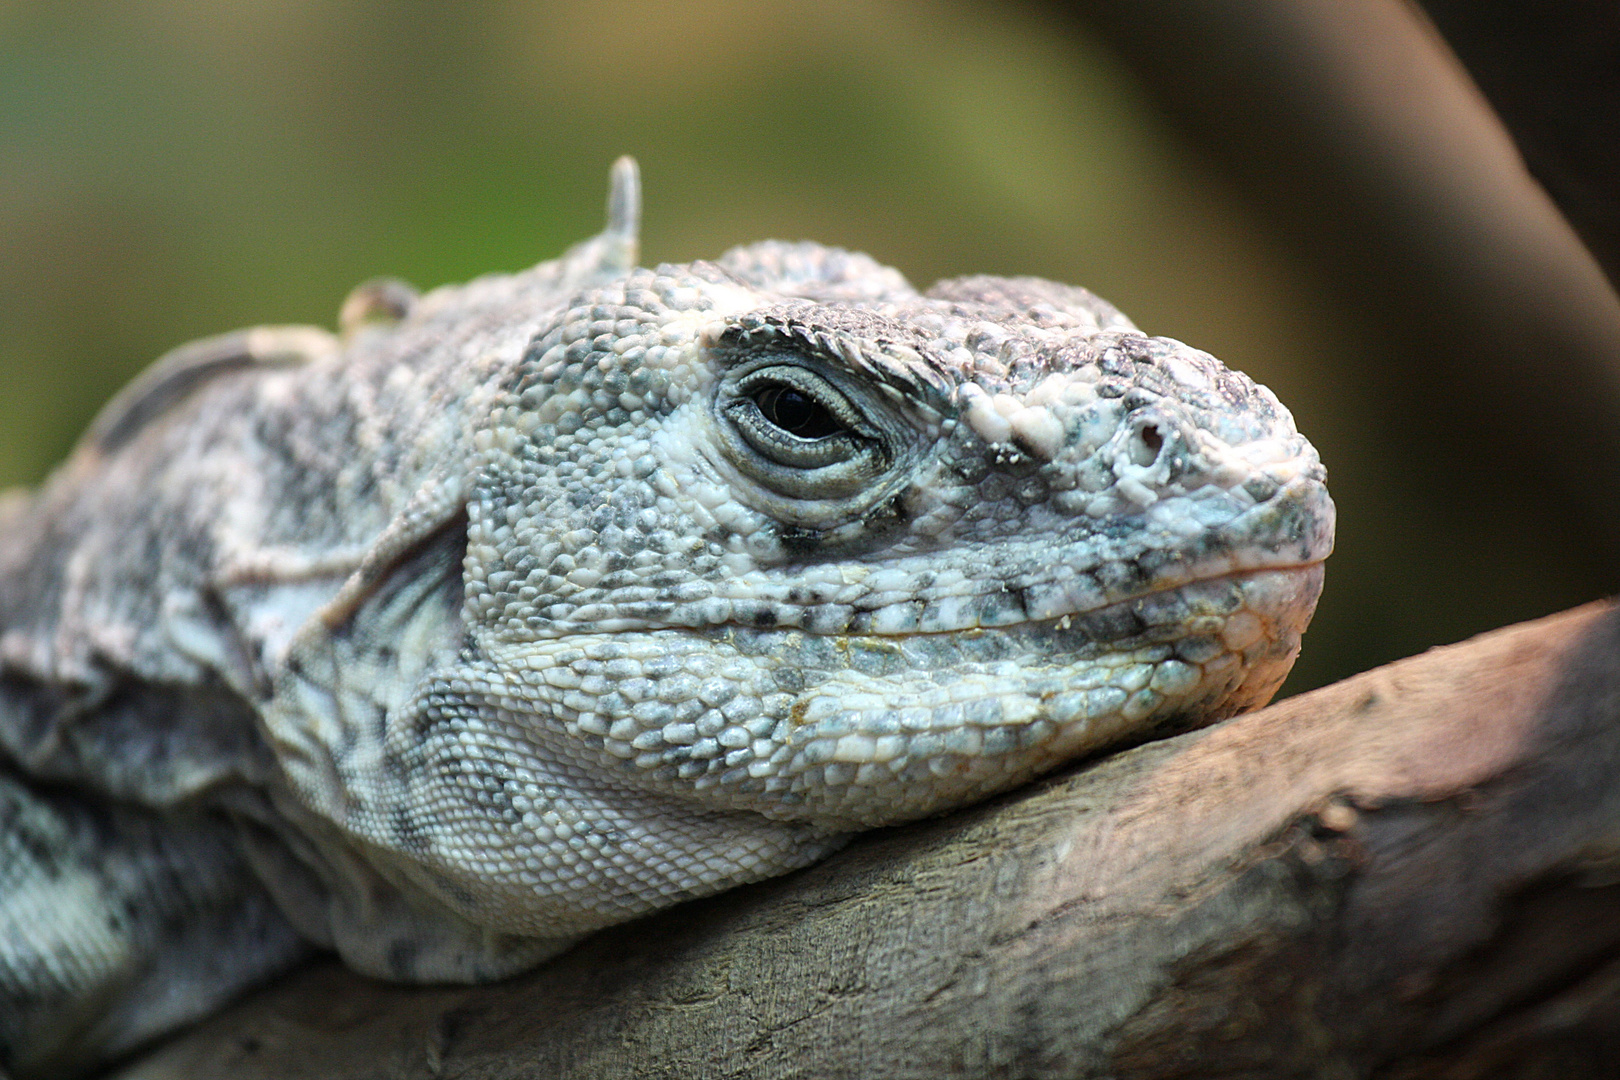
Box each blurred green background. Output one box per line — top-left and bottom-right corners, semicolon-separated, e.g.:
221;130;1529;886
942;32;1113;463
1;0;1611;696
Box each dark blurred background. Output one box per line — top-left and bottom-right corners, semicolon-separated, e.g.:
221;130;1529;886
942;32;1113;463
4;0;1619;696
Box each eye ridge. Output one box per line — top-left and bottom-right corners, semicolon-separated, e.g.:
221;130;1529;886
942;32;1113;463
753;383;844;439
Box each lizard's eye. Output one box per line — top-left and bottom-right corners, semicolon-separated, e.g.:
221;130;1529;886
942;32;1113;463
724;366;870;471
752;384;841;440
708;346;931;532
715;362;900;510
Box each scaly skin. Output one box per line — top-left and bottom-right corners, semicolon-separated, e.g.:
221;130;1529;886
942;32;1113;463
0;159;1332;1077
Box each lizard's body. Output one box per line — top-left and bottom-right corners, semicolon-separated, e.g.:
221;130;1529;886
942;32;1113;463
0;160;1332;1077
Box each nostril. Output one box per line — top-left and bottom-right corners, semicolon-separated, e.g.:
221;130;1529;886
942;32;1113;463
1128;422;1164;467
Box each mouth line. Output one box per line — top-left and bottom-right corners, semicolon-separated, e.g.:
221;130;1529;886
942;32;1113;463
1046;558;1325;620
717;559;1327;640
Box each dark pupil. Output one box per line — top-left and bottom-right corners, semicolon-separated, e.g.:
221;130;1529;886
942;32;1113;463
755;385;841;439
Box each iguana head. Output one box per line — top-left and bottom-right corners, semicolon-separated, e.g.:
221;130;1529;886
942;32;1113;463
459;173;1333;833
269;161;1331;955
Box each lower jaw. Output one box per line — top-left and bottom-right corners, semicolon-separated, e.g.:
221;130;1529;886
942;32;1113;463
744;564;1326;826
1067;562;1327;732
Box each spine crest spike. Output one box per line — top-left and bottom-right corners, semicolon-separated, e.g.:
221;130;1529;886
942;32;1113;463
604;156;641;272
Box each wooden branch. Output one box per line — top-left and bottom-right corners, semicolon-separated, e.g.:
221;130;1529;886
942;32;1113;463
112;602;1620;1079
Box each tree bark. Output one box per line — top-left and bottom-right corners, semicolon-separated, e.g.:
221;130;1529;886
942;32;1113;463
110;601;1620;1079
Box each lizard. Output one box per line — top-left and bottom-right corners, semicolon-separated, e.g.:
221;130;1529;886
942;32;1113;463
0;158;1333;1078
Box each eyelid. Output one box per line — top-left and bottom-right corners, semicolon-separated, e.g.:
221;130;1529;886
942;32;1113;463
738;362;868;430
734;366;867;434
